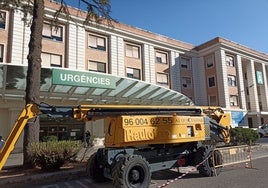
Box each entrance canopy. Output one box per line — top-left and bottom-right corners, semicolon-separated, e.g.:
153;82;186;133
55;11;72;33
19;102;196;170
0;64;193;106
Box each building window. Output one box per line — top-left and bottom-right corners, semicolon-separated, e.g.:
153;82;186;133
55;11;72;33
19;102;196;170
126;67;140;80
209;95;217;106
226;55;235;67
0;11;6;29
126;44;140;58
181;77;192;89
155;51;168;64
248;117;253;128
0;44;3;63
41;52;62;67
230;95;238;106
205;55;214;68
88;60;106;73
259;102;263;111
42;23;63;41
247;102;251;110
246;87;249;95
208;76;216;87
180;57;191;69
88;34;106;51
244;73;247;80
257;85;261;95
228;75;236;86
156;73;168;85
261;117;264;125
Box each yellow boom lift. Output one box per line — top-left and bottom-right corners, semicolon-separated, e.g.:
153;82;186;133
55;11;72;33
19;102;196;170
0;103;231;188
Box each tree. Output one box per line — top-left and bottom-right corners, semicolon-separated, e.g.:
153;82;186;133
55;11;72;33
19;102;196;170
24;0;44;168
0;0;113;168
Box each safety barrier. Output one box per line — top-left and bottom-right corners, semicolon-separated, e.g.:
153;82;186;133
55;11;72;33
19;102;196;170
213;145;252;175
158;145;253;187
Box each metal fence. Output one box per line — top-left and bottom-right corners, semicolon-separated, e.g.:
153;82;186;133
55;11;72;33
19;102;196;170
213;145;252;175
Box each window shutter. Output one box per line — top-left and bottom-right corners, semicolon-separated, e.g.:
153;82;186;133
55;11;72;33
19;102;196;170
132;46;139;58
88;35;97;48
161;53;167;63
52;26;62;37
51;54;61;66
42;23;51;36
89;61;98;70
97;37;104;46
0;45;3;58
126;45;132;57
41;53;51;67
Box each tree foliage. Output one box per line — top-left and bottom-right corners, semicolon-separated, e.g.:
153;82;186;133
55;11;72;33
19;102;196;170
0;0;112;168
0;0;33;25
230;128;259;145
53;0;113;24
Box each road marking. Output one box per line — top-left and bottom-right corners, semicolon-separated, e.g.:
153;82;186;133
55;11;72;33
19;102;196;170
41;185;60;188
63;182;72;188
84;178;93;183
75;180;88;188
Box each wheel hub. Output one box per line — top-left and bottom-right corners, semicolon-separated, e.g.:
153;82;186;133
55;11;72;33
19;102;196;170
130;169;140;181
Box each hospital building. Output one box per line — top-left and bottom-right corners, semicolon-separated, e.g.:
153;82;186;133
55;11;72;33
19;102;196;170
1;0;268;151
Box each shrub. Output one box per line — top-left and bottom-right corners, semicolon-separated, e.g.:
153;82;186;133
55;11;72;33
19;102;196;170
28;140;83;171
41;135;58;142
230;127;259;145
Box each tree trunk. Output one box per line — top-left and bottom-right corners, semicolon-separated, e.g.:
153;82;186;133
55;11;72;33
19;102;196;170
23;0;44;168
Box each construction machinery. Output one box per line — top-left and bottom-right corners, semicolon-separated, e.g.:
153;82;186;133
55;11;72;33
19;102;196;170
0;103;231;188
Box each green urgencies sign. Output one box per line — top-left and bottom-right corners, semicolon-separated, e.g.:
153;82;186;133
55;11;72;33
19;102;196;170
52;69;116;89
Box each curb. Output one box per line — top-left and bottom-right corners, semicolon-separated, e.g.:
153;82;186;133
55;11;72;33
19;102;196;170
0;167;86;187
251;143;268;150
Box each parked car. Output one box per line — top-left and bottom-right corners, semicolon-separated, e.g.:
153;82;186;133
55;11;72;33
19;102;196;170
258;123;268;137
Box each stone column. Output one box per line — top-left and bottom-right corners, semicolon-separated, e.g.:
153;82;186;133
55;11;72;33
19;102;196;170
110;35;124;76
261;63;268;111
236;55;247;110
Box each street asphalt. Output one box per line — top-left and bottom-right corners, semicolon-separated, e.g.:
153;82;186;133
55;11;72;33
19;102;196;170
0;138;268;187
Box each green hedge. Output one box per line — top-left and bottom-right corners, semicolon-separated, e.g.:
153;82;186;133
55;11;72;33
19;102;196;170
28;140;83;171
230;127;259;145
41;135;58;142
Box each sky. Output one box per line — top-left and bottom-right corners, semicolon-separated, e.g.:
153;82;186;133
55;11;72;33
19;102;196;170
67;0;268;54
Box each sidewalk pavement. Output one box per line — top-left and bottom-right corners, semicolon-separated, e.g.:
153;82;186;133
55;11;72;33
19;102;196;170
0;146;101;187
1;142;268;187
2;146;100;169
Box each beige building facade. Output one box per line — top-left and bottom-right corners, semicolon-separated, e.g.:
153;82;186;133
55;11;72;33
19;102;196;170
1;1;268;150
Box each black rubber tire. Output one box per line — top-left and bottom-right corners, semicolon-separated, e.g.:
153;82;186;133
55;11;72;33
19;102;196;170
112;155;151;188
86;152;109;182
195;146;223;177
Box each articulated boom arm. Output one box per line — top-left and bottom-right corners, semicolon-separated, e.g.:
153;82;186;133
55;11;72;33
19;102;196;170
202;107;231;144
1;103;231;171
0;104;39;170
75;105;203;120
39;104;203;121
